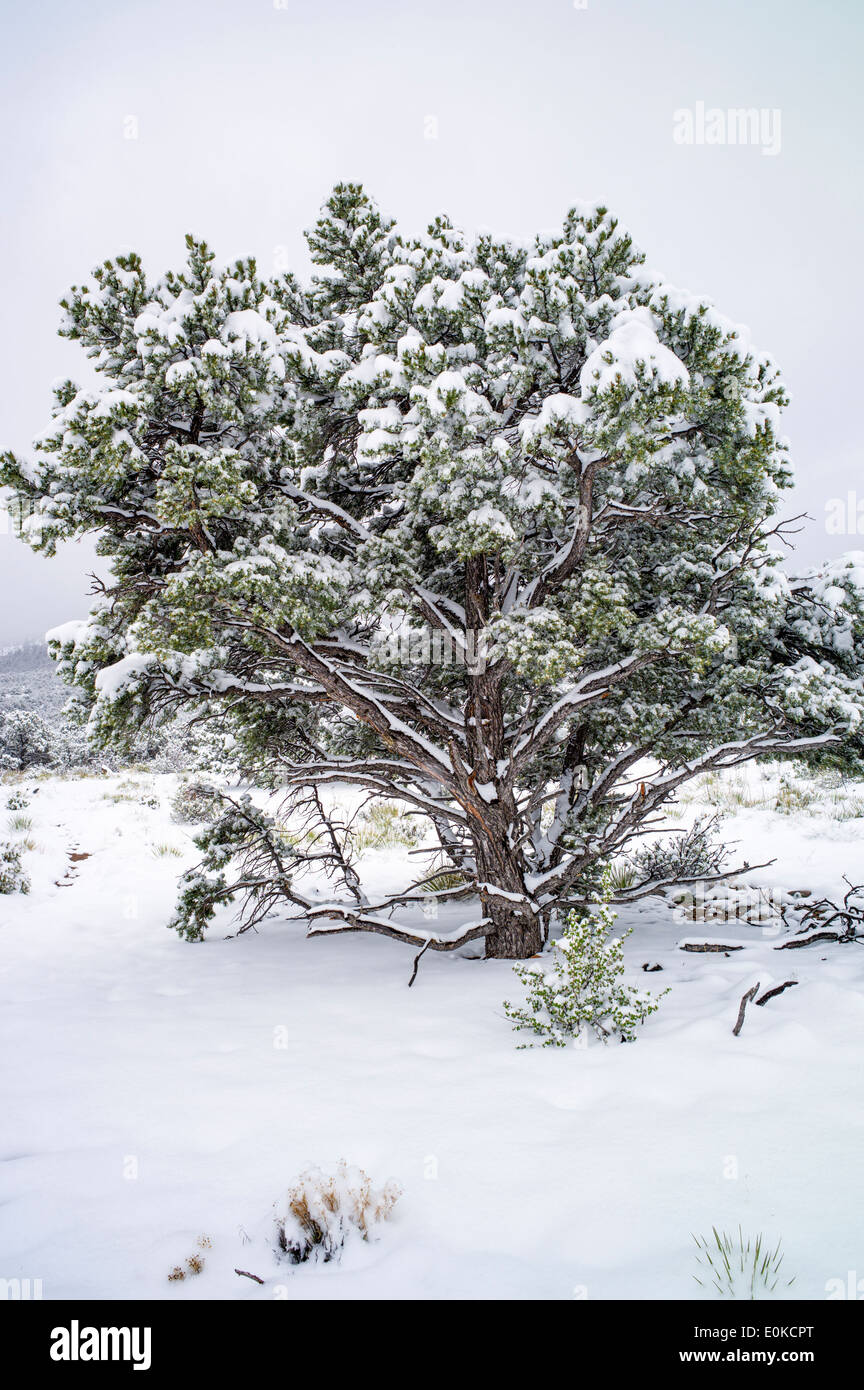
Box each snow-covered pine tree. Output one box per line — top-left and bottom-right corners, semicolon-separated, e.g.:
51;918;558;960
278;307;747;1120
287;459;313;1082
3;185;863;958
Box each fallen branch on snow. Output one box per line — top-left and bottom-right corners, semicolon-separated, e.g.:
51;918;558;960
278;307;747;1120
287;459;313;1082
732;981;760;1037
756;981;798;1006
680;941;744;953
776;931;845;951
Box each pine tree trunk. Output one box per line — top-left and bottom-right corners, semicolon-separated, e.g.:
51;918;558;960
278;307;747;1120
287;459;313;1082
483;896;544;959
463;555;544;960
473;829;543;959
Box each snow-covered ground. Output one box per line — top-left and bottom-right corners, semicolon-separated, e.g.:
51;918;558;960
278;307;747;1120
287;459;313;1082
1;766;863;1300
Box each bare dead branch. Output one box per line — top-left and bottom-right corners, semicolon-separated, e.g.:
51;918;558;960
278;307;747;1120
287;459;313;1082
408;938;433;988
776;931;843;950
681;942;744;953
756;981;798;1006
733;981;761;1036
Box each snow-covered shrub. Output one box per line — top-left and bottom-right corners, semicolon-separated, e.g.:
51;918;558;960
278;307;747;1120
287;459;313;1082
51;718;97;773
629;814;728;884
0;708;54;772
169;793;291;941
273;1162;400;1265
0;840;30;894
130;716;198;774
5;790;30;811
0;694;98;776
170;780;218;825
692;1227;795;1299
504;870;667;1045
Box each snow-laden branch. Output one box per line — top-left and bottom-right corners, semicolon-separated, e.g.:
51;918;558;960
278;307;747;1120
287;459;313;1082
305;906;491;951
508;652;659;771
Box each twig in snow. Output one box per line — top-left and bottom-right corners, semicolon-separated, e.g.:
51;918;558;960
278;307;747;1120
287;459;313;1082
234;1268;265;1285
732;981;760;1037
756;981;798;1006
408;937;433;988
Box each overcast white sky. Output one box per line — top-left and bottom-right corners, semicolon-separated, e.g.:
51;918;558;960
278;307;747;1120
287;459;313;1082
1;0;861;644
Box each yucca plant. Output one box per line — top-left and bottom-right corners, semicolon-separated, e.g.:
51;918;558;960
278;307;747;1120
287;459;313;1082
412;868;465;894
354;801;423;851
692;1227;795;1299
150;841;183;859
605;860;637;895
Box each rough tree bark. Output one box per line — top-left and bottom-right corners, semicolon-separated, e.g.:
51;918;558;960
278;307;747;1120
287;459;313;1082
472;827;543;959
